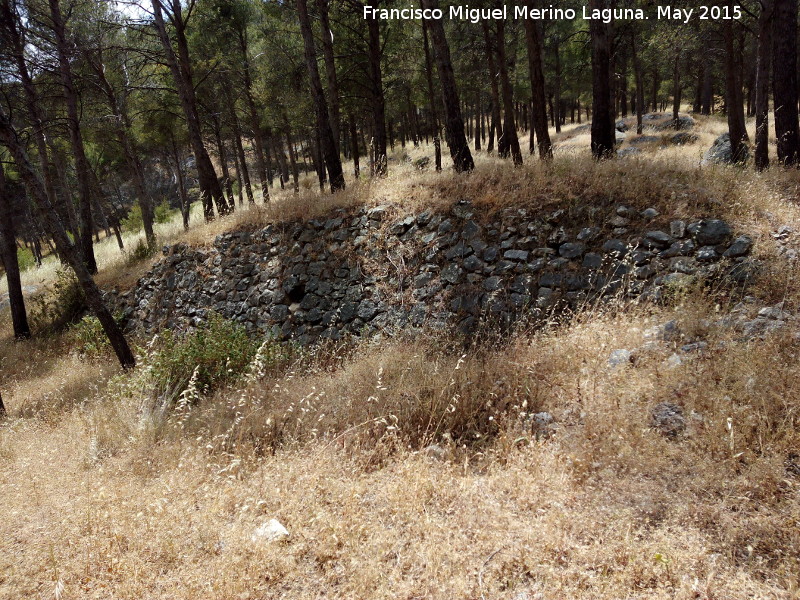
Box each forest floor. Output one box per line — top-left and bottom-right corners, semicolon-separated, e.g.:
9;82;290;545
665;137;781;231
1;114;800;599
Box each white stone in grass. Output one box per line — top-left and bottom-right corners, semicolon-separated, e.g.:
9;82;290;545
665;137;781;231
251;519;290;543
607;349;632;368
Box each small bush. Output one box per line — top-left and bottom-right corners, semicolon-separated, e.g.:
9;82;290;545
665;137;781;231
155;200;173;224
127;238;158;264
29;269;86;334
146;313;264;405
16;247;37;272
121;204;143;233
69;315;114;358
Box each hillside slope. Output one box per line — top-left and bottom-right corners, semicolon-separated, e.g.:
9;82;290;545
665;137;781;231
1;117;799;599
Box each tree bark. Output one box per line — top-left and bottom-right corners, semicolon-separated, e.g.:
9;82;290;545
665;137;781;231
237;29;270;202
672;52;682;127
367;2;388;176
296;0;345;191
421;0;474;172
632;31;645;135
151;0;227;219
482;22;502;154
724;17;749;162
590;0;616;158
422;19;443;171
701;54;713;114
317;0;340;153
523;5;552;159
755;0;774;171
0;164;31;340
49;0;97;274
0;110;135;370
494;19;522;165
349;117;360;178
773;0;800;164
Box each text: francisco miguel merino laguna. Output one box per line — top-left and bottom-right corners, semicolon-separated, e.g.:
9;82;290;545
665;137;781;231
363;4;743;25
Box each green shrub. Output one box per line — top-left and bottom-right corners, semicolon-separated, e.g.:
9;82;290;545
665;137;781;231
154;200;173;224
16;247;36;272
147;313;264;403
121;204;143;233
29;269;86;334
127;238;158;264
69;315;113;358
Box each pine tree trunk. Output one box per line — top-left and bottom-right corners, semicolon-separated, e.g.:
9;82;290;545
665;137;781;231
773;0;800;164
494;19;522;165
367;3;388;176
755;0;774;171
632;32;645;135
228;99;254;204
48;0;98;274
0;110;135;369
672;53;682;127
422;19;443;171
0;163;31;340
316;0;341;153
296;0;345;191
523;5;552;159
724;18;749;161
422;0;474;172
151;0;227;219
590;0;616;158
350;117;360;178
238;30;270;203
482;22;503;154
285;127;300;192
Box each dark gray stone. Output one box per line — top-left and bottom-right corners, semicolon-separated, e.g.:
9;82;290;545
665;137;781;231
559;242;586;259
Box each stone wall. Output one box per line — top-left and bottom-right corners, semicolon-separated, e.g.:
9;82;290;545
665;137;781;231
116;201;758;345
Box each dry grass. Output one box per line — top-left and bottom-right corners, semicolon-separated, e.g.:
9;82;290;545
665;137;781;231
1;298;799;599
1;113;800;599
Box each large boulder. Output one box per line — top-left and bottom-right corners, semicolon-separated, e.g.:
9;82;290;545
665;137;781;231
655;115;695;131
701;133;750;166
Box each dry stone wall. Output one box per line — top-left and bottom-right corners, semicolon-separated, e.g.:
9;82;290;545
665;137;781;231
116;201;758;345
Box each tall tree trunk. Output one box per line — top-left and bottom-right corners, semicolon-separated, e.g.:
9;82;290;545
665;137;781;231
651;65;659;112
274;135;290;189
349;117;360;178
0;110;135;369
701;57;713;114
422;0;474;172
230;103;254;204
494;19;522;165
316;0;340;153
590;0;616;158
89;57;157;247
367;2;388;176
672;52;682;127
724;17;749;161
170;137;191;228
213;125;236;206
237;30;270;203
482;22;503;154
554;39;563;132
0;164;30;339
151;0;227;219
422;19;443;170
523;5;552;159
632;32;645;135
474;91;482;150
693;60;704;113
773;0;800;164
285;127;300;192
755;0;774;171
49;0;97;274
296;0;345;191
